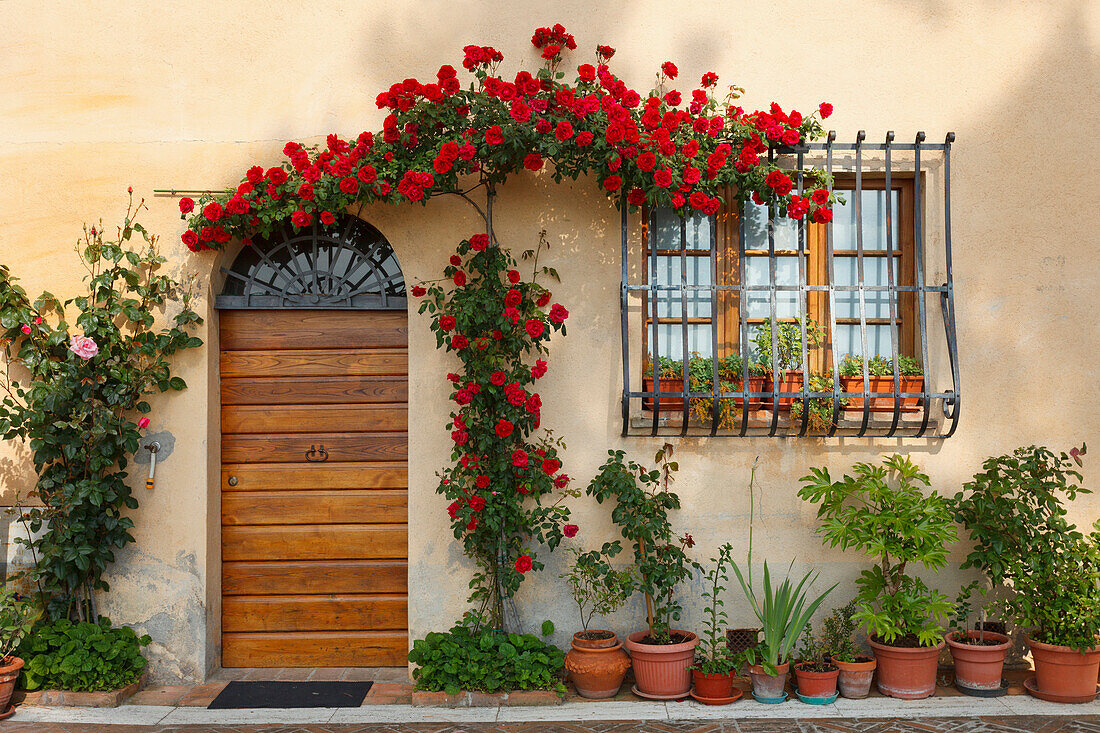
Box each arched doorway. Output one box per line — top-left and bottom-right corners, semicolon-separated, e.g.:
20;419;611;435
216;216;408;667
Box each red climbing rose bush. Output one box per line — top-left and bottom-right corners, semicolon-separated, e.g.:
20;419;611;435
415;234;577;628
179;24;836;251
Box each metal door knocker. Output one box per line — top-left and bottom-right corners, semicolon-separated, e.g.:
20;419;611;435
306;444;329;462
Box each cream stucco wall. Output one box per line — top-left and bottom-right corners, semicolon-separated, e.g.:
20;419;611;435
1;0;1097;681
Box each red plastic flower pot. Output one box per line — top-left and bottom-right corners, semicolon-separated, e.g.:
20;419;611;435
1026;635;1100;702
793;662;839;698
624;630;699;698
692;669;735;700
869;636;945;699
946;630;1010;692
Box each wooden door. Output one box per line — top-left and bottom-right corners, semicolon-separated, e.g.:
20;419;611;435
219;309;408;667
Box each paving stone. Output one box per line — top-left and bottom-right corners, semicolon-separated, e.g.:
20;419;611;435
126;686;190;706
176;681;228;707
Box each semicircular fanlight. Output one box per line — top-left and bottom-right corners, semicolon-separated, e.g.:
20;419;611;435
215;215;405;310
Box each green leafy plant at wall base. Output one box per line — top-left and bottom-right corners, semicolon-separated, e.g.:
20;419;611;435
408;622;565;695
18;617;150;692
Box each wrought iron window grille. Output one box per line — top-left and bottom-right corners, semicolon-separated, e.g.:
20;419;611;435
620;131;960;438
215;215;406;310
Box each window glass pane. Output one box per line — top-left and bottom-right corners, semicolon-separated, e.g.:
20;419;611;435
745;255;798;319
743;199;798;251
833;258;899;319
832;189;900;252
654;324;711;361
835;324;893;359
654;256;712;318
652;208;712;250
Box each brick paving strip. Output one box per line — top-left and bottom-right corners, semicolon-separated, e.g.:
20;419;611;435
2;717;1100;732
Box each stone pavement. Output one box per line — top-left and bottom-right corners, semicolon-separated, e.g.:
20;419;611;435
3;717;1100;732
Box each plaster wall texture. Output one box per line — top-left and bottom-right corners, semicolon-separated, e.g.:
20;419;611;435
0;0;1097;681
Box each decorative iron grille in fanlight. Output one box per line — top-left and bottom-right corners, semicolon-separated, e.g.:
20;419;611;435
620;132;960;438
215;215;406;310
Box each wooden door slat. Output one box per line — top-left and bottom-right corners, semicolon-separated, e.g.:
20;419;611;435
221;376;407;405
223;560;407;596
222;404;407;434
222;524;407;561
222;630;408;667
221;348;408;378
222;433;407;464
221;462;406;491
220;310;407;350
223;490;407;526
223;594;407;632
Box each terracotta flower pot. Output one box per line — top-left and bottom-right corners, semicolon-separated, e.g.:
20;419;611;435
793;662;839;698
1026;634;1100;702
642;377;685;411
736;375;766;410
0;656;24;718
841;374;924;411
565;630;631;699
692;669;735;699
869;636;945;699
624;629;699;698
748;661;790;699
946;630;1011;692
835;655;876;699
762;371;804;410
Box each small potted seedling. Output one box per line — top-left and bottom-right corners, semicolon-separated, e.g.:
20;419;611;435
690;543;742;703
561;542;634;699
945;582;1011;696
793;621;840;701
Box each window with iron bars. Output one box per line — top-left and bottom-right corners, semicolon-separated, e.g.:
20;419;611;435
620;132;960;438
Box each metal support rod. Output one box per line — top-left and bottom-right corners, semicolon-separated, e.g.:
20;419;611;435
679;216;689;436
884;131;904;437
825;131;843;435
767;148;780;437
855;130;872;437
941;132;962;437
913;132;933;436
649;209;661;436
709;209;720;435
795;151;810;436
620;201;631;437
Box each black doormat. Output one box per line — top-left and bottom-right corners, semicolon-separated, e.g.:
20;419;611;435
208;680;373;709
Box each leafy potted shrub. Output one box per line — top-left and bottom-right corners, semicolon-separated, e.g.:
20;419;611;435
953;445;1100;702
752;319;824;410
0;586;38;719
790;373;847;431
560;542;634;699
839;354;924;412
821;600;877;698
799;455;957;699
793;621;840;700
945;582;1011;695
690;543;741;703
587;444;700;699
686;354;767;427
642;355;685;411
733;459;835;701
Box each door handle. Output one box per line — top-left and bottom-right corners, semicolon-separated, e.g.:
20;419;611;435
306;444;329;462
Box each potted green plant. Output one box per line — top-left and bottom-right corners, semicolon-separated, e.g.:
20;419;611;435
821;600;877;698
799;455;957;699
733;459;836;701
587;444;700;699
685;354;767;427
560;542;634;699
642;355;685;411
752;318;824;410
839;354;924;412
0;585;39;719
945;582;1011;695
793;621;840;699
790;373;847;431
690;543;741;703
953;445;1100;702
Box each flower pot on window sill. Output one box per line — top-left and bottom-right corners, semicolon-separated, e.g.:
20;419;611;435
736;375;766;410
762;371;804;410
642;377;686;411
841;374;924;412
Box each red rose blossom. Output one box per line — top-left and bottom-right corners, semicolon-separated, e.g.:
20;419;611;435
411;285;426;297
453;271;467;287
319;210;335;225
549;304;569;323
485;126;504;145
819;102;833;118
291;210;311;227
440;315;456;331
523;153;544;171
654;169;673;188
450;334;468;349
511;449;529;467
469;234;489;250
203;202;223;221
507;270;521;283
531;359;547;378
563;524;578;538
495;419;514;438
525;319;545;338
179;197;195;214
515;554;533;573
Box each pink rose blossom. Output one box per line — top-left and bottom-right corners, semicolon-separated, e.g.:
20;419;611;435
138;417;150;429
20;325;30;334
69;334;98;359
